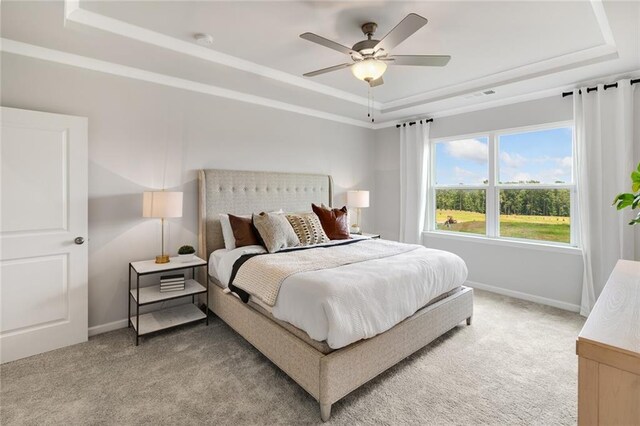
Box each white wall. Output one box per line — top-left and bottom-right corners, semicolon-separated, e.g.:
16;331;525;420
1;53;375;331
374;96;584;311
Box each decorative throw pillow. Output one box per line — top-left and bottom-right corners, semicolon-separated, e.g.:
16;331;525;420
321;203;351;231
286;212;330;246
312;204;350;240
228;214;262;248
253;212;300;253
220;209;283;249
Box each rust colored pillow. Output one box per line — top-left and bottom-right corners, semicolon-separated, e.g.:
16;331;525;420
228;214;262;247
311;204;350;240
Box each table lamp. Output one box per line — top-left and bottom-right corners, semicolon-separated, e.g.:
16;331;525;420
347;190;369;235
143;191;183;263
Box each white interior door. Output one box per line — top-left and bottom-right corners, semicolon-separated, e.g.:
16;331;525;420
1;107;88;363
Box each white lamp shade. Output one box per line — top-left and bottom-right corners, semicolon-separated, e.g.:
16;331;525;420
347;190;370;208
142;191;183;218
351;59;387;82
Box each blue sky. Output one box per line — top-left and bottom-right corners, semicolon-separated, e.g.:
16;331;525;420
434;127;573;185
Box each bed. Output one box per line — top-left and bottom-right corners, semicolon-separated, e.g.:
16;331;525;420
198;169;473;421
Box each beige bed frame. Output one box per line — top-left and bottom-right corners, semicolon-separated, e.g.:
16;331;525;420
198;169;473;421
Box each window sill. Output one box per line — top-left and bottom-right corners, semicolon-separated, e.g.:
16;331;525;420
422;231;582;255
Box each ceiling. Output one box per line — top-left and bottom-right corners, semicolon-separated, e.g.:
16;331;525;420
1;1;639;128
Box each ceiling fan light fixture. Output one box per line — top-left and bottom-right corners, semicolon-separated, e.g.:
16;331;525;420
351;59;387;82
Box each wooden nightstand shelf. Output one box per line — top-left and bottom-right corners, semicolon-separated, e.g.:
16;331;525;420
128;256;208;345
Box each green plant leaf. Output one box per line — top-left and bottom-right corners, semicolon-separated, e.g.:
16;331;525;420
613;193;635;209
631;171;640;192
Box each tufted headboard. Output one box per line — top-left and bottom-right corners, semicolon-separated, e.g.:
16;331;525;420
198;169;333;259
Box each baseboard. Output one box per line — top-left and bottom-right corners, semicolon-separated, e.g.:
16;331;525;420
88;318;128;337
466;280;581;313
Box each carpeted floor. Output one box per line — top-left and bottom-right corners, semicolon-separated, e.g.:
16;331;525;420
1;289;584;425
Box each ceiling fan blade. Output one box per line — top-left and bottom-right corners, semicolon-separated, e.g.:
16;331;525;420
300;33;363;59
373;13;428;54
303;63;353;77
388;55;451;67
369;77;384;87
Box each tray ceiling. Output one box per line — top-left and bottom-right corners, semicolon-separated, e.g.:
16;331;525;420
1;1;639;127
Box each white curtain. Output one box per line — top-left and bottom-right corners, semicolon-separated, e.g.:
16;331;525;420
399;122;430;244
574;79;639;316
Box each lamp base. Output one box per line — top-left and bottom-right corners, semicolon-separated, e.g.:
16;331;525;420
350;224;361;235
155;255;170;264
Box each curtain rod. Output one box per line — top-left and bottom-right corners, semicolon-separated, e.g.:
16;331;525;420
395;118;434;128
561;78;640;98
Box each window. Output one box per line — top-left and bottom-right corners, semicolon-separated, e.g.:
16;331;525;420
430;123;575;246
434;137;489;235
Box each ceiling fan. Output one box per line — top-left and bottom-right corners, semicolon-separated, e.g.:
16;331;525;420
300;13;451;87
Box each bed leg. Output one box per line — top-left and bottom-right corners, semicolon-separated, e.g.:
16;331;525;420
320;403;332;422
466;316;472;326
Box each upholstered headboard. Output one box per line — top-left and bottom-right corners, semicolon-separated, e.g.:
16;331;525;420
198;169;333;258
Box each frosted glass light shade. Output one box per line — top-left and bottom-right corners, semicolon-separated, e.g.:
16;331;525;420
142;191;183;218
351;59;387;82
347;190;370;208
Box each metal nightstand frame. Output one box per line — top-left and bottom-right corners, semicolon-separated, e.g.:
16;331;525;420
128;261;208;346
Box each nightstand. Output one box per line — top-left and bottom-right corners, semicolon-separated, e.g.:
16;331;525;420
358;233;381;239
128;256;208;345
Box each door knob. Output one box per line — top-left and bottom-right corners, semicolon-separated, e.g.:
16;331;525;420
74;237;85;245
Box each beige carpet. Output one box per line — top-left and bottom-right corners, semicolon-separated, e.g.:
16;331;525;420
1;289;584;425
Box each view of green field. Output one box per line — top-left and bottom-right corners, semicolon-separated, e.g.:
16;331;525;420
436;209;571;243
435;187;572;243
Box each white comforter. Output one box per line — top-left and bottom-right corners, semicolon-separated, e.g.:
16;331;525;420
210;240;468;349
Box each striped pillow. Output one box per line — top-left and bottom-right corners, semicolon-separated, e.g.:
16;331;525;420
286;213;330;246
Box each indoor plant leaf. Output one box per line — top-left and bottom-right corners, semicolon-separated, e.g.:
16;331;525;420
613;193;635;210
632;171;640;192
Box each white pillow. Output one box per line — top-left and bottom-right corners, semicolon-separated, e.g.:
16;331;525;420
219;210;284;250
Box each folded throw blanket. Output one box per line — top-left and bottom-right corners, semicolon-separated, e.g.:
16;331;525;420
229;239;419;307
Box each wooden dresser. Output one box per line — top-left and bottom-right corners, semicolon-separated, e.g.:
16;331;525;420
577;259;640;425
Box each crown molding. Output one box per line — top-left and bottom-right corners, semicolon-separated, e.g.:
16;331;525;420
590;0;616;46
2;0;630;132
64;0;382;110
380;45;618;114
372;67;640;129
380;0;618;112
372;88;562;129
0;38;374;129
4;38;636;132
62;0;618;116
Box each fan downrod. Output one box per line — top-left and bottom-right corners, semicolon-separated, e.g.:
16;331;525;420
361;22;377;39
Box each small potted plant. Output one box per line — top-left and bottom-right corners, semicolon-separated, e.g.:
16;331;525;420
177;245;196;262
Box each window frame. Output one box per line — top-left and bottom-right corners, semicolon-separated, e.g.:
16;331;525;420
427;121;577;248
